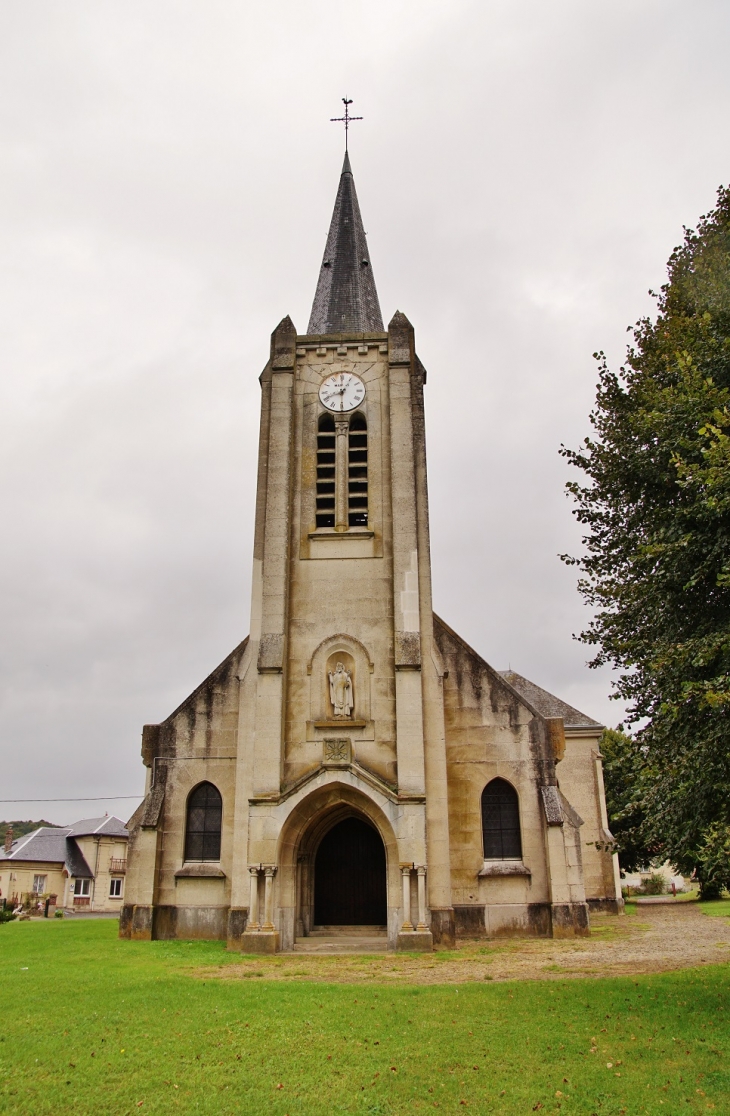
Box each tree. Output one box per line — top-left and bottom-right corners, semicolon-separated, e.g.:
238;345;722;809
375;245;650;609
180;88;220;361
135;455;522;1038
0;820;61;840
598;728;654;874
563;186;730;895
696;823;730;900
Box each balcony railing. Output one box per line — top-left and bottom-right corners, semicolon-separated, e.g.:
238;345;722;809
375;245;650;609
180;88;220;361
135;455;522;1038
109;859;127;874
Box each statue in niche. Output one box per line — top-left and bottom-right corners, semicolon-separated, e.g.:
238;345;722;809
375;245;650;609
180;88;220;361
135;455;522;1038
328;662;353;718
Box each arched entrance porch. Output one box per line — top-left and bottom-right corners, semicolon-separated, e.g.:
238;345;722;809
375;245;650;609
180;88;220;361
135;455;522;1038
275;783;400;949
296;803;388;938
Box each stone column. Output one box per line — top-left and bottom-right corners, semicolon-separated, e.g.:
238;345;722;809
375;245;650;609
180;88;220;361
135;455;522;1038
295;855;304;939
262;866;277;931
396;862;433;952
240;866;279;954
416;865;427;931
400;865;413;931
247;866;260;931
334;416;349;531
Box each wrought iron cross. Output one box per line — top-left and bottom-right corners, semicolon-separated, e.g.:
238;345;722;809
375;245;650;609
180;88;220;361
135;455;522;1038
330;97;362;152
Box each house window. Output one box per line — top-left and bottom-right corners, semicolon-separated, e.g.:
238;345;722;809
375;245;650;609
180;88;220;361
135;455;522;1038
481;778;522;860
109;878;123;898
185;782;222;862
315;412;336;528
73;878;91;897
348;411;368;527
32;874;47;894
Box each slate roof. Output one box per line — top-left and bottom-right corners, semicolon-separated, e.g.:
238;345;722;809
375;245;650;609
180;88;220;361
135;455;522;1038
1;827;69;864
66;816;129;838
307;153;384;335
498;671;602;730
0;816;128;878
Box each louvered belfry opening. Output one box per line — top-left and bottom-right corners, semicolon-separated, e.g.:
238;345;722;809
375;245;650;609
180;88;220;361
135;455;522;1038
348;411;368;527
184;782;222;862
481;778;522;859
316;412;336;528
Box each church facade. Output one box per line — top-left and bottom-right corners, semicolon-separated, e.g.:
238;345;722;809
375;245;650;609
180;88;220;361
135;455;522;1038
121;154;622;952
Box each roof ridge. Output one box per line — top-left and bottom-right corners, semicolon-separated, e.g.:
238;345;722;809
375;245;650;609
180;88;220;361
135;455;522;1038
7;831;38;857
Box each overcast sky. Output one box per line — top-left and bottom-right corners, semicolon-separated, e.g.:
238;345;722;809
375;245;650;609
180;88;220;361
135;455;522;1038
1;1;729;825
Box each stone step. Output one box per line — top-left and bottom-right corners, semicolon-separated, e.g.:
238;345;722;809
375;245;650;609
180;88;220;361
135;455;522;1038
290;935;389;953
309;925;386;937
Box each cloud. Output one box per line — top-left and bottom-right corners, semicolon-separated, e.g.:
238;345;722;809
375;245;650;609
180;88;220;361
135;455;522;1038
1;0;728;820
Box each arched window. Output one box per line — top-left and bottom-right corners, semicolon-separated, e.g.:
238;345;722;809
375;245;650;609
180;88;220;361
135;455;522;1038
348;411;368;527
481;778;522;860
184;782;222;861
316;412;336;528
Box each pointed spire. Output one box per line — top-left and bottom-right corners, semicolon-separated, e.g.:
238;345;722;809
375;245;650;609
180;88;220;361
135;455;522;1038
307;154;384;335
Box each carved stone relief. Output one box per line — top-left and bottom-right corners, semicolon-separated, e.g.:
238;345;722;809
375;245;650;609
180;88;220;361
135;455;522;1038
322;738;351;766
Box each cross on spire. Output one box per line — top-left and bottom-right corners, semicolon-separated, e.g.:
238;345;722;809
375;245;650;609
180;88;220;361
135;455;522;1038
330;97;362;152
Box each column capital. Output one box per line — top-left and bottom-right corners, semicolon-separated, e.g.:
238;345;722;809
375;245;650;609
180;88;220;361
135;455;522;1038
263;865;278;878
416;864;427;877
399;863;414;875
248;865;261;877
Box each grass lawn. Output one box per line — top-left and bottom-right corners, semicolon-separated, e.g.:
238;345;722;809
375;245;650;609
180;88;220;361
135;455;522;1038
1;920;729;1115
698;900;730;919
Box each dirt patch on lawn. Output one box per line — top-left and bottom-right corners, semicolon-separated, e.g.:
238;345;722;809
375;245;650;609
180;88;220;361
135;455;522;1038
197;904;730;985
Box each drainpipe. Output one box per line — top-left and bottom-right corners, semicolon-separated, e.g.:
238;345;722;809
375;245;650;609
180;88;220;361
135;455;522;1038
92;837;101;911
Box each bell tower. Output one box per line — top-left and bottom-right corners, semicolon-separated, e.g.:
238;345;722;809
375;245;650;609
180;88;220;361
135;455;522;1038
229;153;455;950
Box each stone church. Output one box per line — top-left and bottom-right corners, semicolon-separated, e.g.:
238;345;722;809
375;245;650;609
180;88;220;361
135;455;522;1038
121;153;622;952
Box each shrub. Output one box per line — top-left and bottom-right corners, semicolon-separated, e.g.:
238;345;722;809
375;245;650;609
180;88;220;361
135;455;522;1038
638;872;667;895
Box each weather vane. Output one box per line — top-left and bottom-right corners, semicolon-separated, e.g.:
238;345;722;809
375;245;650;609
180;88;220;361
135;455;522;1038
330;97;362;153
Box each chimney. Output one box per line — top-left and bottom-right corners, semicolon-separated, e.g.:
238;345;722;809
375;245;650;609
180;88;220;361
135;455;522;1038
4;826;13;855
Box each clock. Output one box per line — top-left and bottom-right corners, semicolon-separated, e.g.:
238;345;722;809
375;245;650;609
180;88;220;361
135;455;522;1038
319;372;366;413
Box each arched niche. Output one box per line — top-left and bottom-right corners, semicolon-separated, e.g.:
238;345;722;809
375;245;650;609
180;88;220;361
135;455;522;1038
307;633;373;725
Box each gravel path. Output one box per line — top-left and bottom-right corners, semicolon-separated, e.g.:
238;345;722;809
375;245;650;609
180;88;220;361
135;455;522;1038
204;904;730;985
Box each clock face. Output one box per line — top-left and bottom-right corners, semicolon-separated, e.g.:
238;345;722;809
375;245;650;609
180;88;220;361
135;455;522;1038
319;372;366;413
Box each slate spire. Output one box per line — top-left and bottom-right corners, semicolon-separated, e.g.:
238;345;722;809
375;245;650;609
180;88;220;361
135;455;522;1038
307;153;384;335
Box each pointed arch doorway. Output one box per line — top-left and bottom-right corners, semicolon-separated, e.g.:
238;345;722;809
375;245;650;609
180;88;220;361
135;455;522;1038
313;815;387;927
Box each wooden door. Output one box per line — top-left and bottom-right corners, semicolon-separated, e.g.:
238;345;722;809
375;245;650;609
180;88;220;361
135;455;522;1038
314;816;387;925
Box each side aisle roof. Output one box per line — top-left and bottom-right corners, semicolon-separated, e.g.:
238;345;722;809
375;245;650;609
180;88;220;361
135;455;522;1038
499;670;602;731
433;613;602;730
